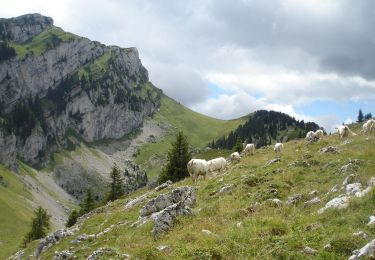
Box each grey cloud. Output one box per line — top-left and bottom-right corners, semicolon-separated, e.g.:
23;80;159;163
147;62;211;105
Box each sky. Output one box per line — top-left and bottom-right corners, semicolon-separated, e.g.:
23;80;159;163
1;0;375;132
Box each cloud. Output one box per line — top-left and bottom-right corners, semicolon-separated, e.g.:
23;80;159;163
1;0;374;130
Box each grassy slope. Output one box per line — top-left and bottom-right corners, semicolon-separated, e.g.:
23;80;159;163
135;95;247;180
31;124;375;259
0;165;33;259
9;27;78;59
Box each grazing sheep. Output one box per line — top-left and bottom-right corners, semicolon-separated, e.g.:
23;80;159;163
306;131;317;142
207;157;227;173
274;143;284;153
243;143;255;156
187;159;208;182
338;125;357;139
315;129;324;139
363;119;375;135
230;152;241;163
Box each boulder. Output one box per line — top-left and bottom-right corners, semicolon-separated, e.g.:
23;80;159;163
318;196;349;214
140;186;195;217
349;239;375;260
304;197;321;208
151;202;194;236
34;228;77;257
346;183;362;196
286;194;303;205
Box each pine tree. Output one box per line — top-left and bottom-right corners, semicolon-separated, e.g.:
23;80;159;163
106;165;124;202
80;188;95;214
357;109;364;122
158;131;191;184
65;209;79;227
365;113;372;120
23;206;50;246
234;137;243;153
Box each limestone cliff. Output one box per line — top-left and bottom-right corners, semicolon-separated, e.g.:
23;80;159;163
0;13;162;198
0;14;162;168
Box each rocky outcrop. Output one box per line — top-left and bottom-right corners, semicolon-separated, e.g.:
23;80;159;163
34;227;79;257
320;146;339;154
349;239;375;260
0;14;162;168
123;160;148;195
133;186;196;236
0;131;16;169
0;13;53;43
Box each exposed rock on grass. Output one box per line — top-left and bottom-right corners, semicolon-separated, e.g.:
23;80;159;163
155;180;173;191
303;246;318;255
286;194;303;205
320;146;339;154
349;239;375;260
304;197;321;208
53;250;75;260
265;158;280;166
318;196;350;214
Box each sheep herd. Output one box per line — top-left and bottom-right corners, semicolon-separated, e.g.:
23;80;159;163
187;118;375;183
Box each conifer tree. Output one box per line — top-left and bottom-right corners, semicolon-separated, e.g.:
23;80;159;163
357;109;364;122
23;206;50;246
234;137;243;153
106;165;124;202
158;131;191;184
65;209;79;227
365;113;372;120
80;188;95;214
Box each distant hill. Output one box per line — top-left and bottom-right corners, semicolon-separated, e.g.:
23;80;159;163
209;110;321;149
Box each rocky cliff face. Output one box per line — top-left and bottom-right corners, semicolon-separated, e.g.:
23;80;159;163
0;14;162;168
0;13;53;43
0;14;161;198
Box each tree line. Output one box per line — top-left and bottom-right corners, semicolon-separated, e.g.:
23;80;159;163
209;110;320;150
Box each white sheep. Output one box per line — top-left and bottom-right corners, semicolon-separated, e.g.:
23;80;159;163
363;119;375;135
338;125;357;139
274;143;284;153
243;143;255;156
187;159;208;182
306;131;317;142
230;152;241;163
315;129;324;139
207;157;227;173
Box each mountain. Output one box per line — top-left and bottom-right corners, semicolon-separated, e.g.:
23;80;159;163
14;123;375;259
210;110;321;149
0;13;161;169
0;14;249;258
